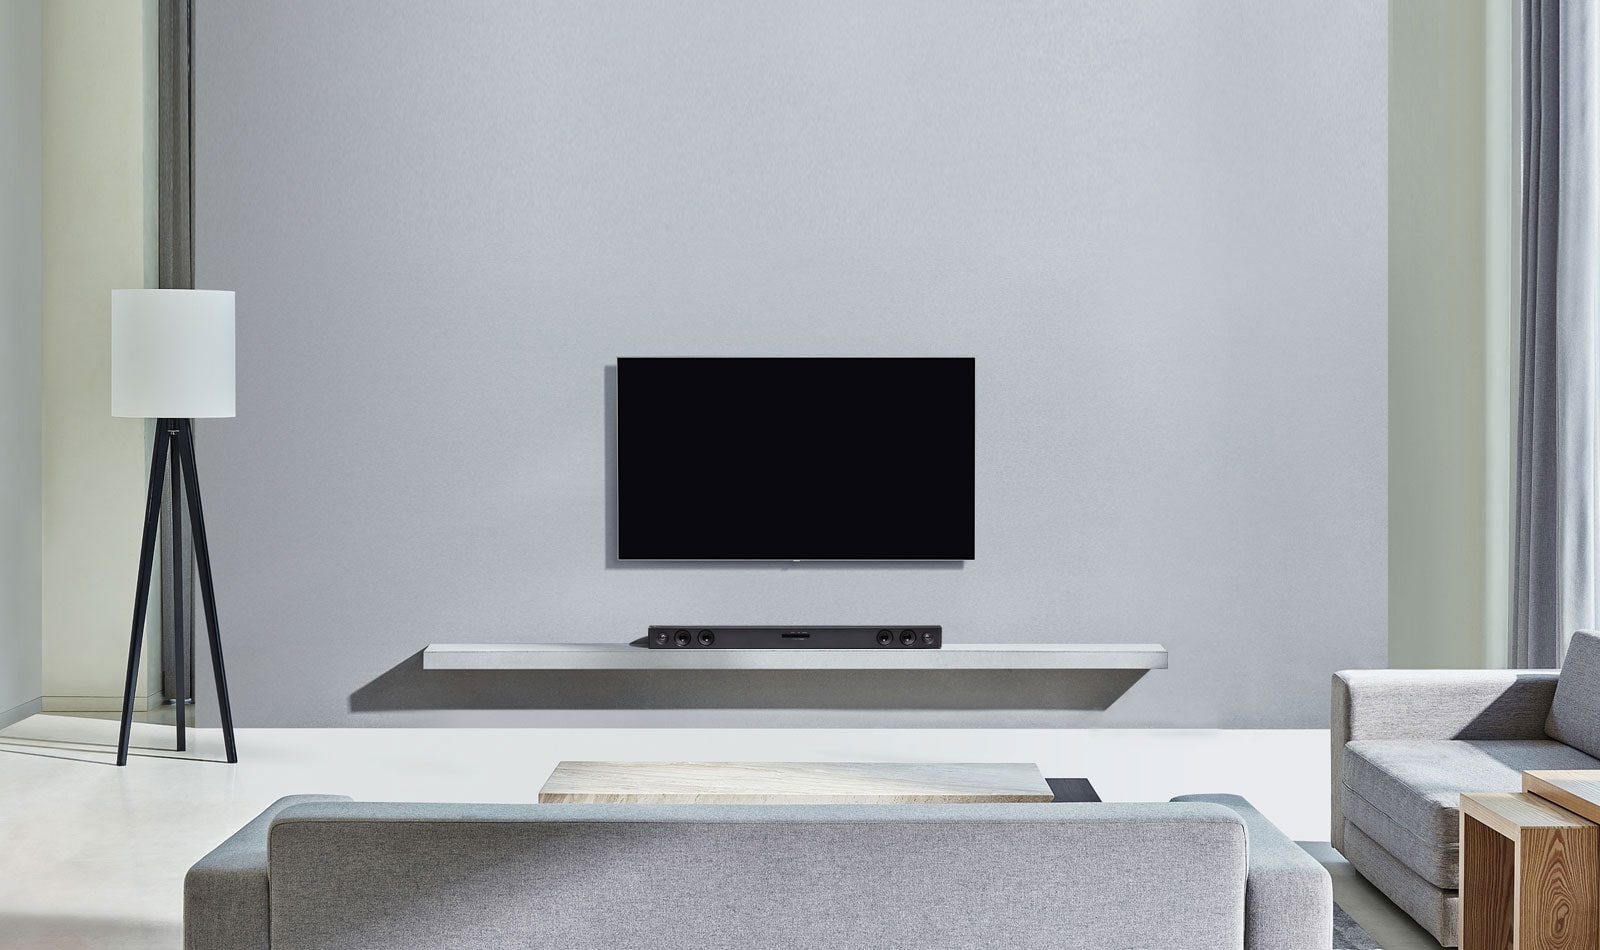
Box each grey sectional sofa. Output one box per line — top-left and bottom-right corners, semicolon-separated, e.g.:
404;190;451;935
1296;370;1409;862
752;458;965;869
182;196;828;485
186;793;1330;950
1332;630;1600;946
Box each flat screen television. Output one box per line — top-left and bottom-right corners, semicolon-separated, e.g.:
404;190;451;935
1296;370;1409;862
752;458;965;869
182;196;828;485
617;357;975;560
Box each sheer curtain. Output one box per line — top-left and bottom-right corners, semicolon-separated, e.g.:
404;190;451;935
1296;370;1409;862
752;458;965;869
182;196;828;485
1514;0;1600;667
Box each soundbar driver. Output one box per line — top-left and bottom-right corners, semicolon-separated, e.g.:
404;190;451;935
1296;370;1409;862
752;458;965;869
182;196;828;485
646;625;941;649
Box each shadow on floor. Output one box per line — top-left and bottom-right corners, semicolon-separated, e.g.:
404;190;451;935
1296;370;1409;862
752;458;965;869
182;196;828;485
0;911;181;950
1302;841;1441;950
0;707;226;766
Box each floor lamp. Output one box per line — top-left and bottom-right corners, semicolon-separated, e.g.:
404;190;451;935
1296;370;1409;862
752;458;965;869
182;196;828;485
111;289;238;766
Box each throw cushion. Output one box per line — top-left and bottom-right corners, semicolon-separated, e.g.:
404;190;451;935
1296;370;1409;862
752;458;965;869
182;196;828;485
1548;630;1600;758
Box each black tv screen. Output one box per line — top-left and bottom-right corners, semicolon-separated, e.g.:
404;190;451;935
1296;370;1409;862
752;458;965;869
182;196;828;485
617;357;975;560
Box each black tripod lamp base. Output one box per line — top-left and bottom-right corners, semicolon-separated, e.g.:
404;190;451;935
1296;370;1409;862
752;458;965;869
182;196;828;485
116;418;237;766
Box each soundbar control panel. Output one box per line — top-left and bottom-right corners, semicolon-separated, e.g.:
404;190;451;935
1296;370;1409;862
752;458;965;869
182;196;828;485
647;625;941;650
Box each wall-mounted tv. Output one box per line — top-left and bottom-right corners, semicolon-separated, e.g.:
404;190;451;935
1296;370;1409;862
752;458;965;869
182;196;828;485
617;357;975;561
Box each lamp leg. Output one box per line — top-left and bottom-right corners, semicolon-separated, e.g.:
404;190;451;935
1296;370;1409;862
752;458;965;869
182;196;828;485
169;422;185;752
175;419;237;763
117;420;171;767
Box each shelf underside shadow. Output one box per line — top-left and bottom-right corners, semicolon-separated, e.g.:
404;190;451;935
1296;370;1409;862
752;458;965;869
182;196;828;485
351;651;1154;714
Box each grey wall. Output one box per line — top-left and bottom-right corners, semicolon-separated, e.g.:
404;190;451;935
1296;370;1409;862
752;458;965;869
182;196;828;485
193;0;1387;728
0;0;43;728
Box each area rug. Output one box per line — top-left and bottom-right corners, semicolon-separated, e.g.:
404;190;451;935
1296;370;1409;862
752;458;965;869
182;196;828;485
1334;902;1382;950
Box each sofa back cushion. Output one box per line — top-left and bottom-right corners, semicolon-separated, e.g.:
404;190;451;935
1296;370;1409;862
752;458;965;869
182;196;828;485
1548;630;1600;757
265;801;1248;950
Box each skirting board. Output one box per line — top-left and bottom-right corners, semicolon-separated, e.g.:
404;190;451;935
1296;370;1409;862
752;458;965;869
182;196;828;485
44;693;164;713
0;697;43;730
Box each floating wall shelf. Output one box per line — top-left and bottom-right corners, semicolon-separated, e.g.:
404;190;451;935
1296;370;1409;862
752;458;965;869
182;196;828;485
421;643;1169;672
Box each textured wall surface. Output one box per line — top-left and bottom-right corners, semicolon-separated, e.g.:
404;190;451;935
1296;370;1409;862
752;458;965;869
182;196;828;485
1388;0;1518;670
0;0;43;726
41;0;160;708
194;0;1387;728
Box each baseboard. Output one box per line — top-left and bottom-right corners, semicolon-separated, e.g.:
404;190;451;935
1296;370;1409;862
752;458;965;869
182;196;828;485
0;696;44;729
43;694;163;713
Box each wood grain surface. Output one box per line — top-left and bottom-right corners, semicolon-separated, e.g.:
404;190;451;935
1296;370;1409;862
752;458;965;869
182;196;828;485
1459;792;1598;950
538;761;1055;804
1520;825;1596;950
1525;770;1600;825
1462;792;1592;838
1461;811;1515;950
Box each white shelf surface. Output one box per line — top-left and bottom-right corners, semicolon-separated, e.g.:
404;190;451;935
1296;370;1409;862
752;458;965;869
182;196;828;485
422;643;1168;672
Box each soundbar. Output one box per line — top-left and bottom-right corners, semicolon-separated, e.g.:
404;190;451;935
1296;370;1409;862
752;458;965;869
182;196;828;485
647;625;942;649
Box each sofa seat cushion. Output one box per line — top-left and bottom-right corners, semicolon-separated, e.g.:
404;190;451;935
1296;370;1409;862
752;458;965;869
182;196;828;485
1342;819;1459;946
1342;739;1600;887
1342;780;1460;888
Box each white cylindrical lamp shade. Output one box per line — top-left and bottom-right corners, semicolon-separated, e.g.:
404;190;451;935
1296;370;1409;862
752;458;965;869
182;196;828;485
112;289;236;418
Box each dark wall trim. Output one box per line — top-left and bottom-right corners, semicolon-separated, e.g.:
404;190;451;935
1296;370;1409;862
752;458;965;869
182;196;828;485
158;0;195;703
158;0;193;289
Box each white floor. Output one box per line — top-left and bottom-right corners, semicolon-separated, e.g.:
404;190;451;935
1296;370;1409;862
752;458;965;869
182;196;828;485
0;714;1437;949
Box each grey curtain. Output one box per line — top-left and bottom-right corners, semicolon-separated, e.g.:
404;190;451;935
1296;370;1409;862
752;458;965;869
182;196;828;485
1514;0;1600;668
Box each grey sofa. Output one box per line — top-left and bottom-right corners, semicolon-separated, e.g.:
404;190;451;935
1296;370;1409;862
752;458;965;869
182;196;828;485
186;792;1330;950
1332;630;1600;946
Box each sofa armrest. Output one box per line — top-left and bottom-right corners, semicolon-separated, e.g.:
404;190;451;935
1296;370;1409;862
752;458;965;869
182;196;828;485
184;795;350;950
1174;794;1330;950
1330;669;1558;848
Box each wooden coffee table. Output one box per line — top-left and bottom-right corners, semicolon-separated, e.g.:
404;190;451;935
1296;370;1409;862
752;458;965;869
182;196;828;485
538;761;1059;804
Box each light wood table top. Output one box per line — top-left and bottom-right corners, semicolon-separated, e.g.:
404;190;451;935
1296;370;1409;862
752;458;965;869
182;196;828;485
1460;791;1593;837
537;761;1055;804
1525;770;1600;825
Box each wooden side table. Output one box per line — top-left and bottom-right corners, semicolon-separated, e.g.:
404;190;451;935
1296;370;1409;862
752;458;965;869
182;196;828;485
1525;770;1600;823
1459;792;1598;950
